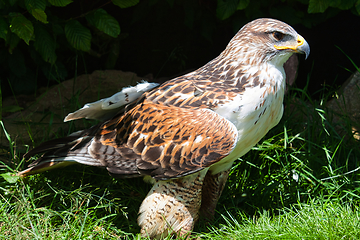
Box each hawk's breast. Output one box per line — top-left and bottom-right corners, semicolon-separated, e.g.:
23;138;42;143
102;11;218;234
210;64;286;174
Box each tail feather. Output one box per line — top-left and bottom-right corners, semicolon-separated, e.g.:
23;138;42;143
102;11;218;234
18;125;102;177
17;160;76;177
23;136;80;160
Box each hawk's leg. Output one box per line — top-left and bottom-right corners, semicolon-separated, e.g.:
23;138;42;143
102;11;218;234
200;170;229;220
138;170;207;239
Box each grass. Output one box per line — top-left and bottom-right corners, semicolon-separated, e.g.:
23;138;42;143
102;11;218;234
200;200;360;239
1;69;360;239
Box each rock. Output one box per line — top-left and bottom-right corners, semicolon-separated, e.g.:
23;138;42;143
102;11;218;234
1;70;150;148
327;71;360;140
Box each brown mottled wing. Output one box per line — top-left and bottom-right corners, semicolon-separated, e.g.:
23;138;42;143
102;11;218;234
94;102;238;180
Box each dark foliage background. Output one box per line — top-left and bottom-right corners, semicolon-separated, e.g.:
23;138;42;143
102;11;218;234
1;0;360;100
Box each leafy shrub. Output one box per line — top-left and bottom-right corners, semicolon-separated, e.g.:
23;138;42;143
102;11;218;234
0;0;138;95
0;0;359;96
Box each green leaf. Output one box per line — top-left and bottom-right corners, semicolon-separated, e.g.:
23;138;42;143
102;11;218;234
48;0;73;7
166;0;175;7
112;0;139;8
0;17;8;40
3;105;23;113
237;0;249;10
6;33;20;53
31;9;48;23
34;25;57;64
356;0;360;15
25;0;46;11
9;0;18;6
9;13;34;45
338;0;356;10
86;9;120;38
0;172;19;184
216;0;239;20
329;0;341;7
52;23;64;35
308;0;330;13
65;20;91;52
24;0;48;23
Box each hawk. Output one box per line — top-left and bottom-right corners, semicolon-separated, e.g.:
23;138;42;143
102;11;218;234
18;18;309;239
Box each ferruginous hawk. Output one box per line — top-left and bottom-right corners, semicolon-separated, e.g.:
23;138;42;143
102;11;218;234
18;18;310;239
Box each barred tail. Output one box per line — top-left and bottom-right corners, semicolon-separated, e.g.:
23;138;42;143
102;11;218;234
18;125;102;177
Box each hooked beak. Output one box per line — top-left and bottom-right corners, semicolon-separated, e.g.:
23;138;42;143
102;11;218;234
274;34;310;59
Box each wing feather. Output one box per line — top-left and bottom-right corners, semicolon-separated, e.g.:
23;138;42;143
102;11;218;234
64;81;159;122
96;102;238;180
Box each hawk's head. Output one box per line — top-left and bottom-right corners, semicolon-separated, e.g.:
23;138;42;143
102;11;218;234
223;18;310;67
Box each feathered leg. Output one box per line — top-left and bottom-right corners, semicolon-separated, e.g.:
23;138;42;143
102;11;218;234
200;170;229;220
138;169;208;239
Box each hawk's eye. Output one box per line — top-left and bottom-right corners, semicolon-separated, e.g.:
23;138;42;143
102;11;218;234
272;31;284;41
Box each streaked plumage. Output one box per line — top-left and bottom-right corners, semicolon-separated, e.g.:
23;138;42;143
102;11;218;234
18;18;309;239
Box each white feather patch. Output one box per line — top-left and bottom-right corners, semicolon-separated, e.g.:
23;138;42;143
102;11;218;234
64;81;159;122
